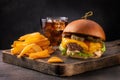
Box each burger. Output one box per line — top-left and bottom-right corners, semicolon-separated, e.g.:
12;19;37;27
59;19;106;59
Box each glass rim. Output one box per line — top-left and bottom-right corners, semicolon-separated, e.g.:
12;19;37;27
46;16;68;19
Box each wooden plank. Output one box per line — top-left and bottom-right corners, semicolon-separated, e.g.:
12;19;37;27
2;40;120;76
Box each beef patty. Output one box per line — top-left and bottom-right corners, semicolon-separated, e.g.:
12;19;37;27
66;43;83;51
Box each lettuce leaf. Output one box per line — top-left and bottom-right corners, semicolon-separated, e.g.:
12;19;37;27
68;51;93;59
77;52;94;59
59;44;66;55
101;42;106;52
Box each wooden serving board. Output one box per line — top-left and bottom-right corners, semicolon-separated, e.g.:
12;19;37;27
2;40;120;76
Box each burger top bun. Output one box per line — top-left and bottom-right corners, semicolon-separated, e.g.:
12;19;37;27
63;19;106;41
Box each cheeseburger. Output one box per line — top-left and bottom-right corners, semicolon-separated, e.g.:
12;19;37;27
59;19;106;59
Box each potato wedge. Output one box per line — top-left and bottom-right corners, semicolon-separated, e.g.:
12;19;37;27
37;40;50;47
32;44;42;52
25;48;35;56
11;32;55;59
11;48;21;55
11;41;27;47
17;44;36;58
19;32;44;41
46;46;54;54
18;33;31;41
29;49;50;59
11;42;26;55
48;56;63;63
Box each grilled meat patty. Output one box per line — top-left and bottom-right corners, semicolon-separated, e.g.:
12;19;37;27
66;43;83;51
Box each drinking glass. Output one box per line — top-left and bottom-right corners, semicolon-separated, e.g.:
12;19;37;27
41;17;68;47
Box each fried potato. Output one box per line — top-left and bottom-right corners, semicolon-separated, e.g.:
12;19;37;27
11;42;27;55
17;44;36;58
25;48;35;56
48;56;63;63
36;40;50;47
46;46;54;54
25;37;41;44
19;32;44;41
18;33;31;41
29;49;50;59
11;48;21;55
24;33;46;43
11;32;55;59
32;44;42;52
11;41;27;47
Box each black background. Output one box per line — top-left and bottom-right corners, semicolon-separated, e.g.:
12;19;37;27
0;0;120;49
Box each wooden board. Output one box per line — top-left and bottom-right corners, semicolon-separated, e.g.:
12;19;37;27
2;40;120;76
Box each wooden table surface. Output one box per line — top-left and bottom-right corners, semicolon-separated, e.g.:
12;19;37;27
0;40;120;80
0;52;120;80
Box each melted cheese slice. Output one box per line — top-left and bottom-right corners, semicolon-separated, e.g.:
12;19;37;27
89;42;102;54
61;38;102;54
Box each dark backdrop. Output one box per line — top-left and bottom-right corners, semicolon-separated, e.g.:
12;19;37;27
0;0;120;49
